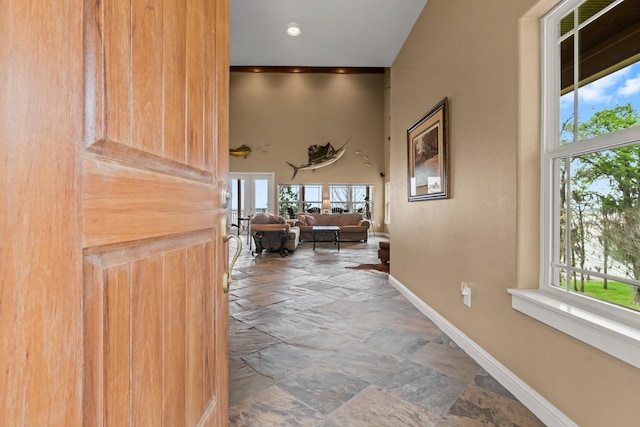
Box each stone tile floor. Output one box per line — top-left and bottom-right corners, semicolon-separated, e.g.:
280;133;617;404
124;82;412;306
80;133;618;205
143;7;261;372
228;235;545;426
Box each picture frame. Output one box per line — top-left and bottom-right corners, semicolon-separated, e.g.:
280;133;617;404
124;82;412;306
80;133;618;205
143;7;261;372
407;97;449;201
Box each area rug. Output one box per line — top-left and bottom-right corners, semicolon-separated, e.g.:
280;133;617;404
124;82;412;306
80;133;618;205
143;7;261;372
346;263;389;274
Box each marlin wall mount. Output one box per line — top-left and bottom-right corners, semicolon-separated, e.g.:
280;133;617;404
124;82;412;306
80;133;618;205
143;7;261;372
285;137;351;180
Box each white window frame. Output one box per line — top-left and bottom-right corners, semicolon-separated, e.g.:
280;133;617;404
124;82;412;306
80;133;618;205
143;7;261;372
277;183;302;218
302;184;323;212
510;0;640;369
329;184;374;219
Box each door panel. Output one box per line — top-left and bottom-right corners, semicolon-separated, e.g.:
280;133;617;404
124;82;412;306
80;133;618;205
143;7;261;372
84;234;218;425
83;0;228;426
82;155;215;247
1;1;84;425
2;0;228;425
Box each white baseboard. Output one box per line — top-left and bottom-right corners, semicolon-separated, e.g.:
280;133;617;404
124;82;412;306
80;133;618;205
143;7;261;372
388;274;577;427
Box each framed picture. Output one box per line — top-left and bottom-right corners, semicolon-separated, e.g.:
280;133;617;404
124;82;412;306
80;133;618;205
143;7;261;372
407;97;449;201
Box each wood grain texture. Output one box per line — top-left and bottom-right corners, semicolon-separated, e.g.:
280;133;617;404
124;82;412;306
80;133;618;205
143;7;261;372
2;0;228;424
203;0;215;171
84;233;214;426
105;0;131;145
163;0;187;162
82;0;228;422
0;0;84;425
163;249;188;426
131;254;164;425
186;244;206;425
132;0;163;155
186;0;206;168
83;259;106;427
212;1;230;424
82;156;215;247
105;265;131;427
87;139;212;182
204;240;218;399
230;66;386;74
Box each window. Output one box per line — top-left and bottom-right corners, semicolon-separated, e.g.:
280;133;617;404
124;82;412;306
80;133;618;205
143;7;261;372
511;0;640;369
302;185;323;213
278;184;300;219
329;184;374;219
277;184;323;216
543;0;640;312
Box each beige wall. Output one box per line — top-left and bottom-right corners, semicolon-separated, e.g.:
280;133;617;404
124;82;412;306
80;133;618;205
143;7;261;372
229;72;386;229
390;1;640;426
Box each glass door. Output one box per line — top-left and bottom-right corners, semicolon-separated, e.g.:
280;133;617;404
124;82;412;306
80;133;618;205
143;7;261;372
229;173;274;231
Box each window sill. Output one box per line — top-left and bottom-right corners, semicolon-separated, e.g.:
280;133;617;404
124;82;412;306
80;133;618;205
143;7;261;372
508;289;640;369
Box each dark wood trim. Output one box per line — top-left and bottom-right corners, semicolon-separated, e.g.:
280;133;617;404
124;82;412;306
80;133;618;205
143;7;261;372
230;66;385;74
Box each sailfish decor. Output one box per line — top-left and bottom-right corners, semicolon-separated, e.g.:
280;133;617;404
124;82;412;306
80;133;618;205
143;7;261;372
286;137;351;180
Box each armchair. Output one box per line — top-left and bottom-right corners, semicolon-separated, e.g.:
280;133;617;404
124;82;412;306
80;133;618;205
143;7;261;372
250;213;300;257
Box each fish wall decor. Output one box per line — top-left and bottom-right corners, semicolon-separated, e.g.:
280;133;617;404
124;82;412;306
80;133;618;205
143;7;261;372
285;137;351;180
229;145;252;158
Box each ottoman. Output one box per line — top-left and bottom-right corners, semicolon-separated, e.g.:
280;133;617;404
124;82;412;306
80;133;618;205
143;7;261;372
378;241;390;264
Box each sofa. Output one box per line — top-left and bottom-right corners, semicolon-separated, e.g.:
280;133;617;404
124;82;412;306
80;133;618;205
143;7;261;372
295;212;369;242
250;213;300;256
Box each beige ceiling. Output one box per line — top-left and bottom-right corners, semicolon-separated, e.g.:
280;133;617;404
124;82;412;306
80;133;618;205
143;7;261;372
229;0;429;67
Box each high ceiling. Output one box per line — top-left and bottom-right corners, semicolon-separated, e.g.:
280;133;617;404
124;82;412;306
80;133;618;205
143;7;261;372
229;0;429;67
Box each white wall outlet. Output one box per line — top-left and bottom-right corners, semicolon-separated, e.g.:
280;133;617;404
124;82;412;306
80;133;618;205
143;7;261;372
461;282;471;308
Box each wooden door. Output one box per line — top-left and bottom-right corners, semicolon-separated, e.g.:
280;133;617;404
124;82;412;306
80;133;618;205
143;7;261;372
1;0;229;425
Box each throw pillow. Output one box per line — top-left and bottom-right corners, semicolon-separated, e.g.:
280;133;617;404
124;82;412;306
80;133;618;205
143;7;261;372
305;215;317;226
268;214;285;224
252;213;270;224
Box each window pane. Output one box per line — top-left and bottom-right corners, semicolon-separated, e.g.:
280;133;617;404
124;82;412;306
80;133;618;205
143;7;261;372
559;1;640;145
278;184;300;218
303;185;322;202
303;185;322;212
329;184;373;218
560;33;575;144
559;10;573;37
330;186;348;202
556;146;640;311
551;267;569;290
553;158;568;270
578;0;616;25
254;179;268;213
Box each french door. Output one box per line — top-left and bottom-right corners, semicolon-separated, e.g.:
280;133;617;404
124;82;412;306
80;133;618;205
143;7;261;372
229;173;274;224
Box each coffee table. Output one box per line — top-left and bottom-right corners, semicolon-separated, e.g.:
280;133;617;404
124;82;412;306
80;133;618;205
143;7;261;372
311;225;341;251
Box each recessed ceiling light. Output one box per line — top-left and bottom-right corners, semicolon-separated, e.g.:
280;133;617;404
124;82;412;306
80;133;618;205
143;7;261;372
287;22;301;37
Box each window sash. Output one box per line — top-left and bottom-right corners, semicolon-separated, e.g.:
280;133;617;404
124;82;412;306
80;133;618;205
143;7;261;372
541;0;640;320
329;184;373;218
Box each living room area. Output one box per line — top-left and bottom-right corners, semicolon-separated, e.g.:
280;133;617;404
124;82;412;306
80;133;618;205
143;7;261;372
227;0;640;425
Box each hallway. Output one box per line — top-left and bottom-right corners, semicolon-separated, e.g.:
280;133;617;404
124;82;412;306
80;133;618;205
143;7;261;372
228;236;544;426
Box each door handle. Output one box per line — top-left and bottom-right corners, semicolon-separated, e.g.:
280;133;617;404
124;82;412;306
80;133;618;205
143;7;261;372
220;180;232;209
221;214;242;293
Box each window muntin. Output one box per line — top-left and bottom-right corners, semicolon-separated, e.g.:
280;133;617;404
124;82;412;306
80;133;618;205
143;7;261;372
303;184;323;212
277;184;324;216
558;0;640;145
278;184;300;218
329;184;374;219
544;0;640;313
